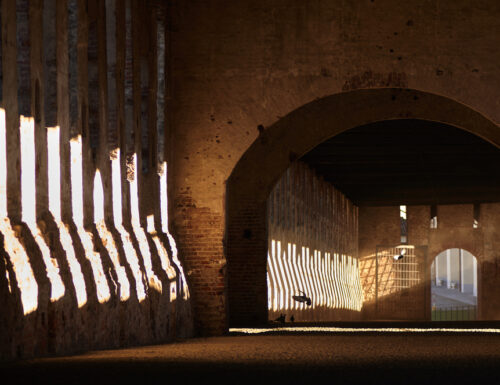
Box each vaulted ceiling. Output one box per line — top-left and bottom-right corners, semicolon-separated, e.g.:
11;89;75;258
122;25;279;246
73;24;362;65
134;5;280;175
300;119;500;206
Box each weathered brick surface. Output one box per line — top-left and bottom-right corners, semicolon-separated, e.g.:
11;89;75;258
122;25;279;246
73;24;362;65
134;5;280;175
173;191;226;335
0;0;193;361
360;203;500;321
0;0;499;357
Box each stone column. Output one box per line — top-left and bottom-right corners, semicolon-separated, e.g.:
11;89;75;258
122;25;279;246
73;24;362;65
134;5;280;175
473;257;477;297
446;249;451;289
435;256;439;286
460;249;464;293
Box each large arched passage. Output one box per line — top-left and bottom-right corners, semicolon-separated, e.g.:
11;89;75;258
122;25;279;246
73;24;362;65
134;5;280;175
226;88;500;327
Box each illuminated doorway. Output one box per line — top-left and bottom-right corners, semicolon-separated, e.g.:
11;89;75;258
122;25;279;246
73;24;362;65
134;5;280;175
430;249;478;321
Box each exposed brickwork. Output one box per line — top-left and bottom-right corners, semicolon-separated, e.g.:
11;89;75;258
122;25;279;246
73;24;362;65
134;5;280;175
173;191;226;335
0;0;499;359
359;203;500;321
0;0;193;361
408;205;429;246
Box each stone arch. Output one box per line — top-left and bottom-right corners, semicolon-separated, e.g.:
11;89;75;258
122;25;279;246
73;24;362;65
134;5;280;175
430;244;483;265
226;88;499;327
430;247;480;264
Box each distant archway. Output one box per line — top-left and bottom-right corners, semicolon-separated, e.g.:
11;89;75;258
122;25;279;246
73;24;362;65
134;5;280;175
226;88;500;327
430;248;478;321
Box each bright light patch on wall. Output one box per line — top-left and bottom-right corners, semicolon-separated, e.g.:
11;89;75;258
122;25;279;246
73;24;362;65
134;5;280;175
20;116;36;226
70;136;84;228
45;133;87;307
0;219;38;314
95;165;130;301
20;122;66;302
58;224;87;307
267;239;363;320
112;150;146;302
0;110;38;314
94;170;105;223
47;127;61;222
73;169;110;304
159;162;168;234
111;149;122;226
70;137;109;304
159;162;189;299
31;226;65;302
95;220;130;301
19;117;65;302
0;109;6;218
129;154;162;293
147;214;177;281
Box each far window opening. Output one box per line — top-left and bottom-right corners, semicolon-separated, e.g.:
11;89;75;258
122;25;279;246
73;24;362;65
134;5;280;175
400;205;407;244
473;204;480;229
430;204;438;229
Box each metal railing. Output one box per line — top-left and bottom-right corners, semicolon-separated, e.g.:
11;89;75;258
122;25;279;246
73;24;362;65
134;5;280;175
431;305;477;321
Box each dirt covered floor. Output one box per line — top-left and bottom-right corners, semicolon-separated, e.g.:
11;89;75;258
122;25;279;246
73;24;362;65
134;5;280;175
2;328;500;384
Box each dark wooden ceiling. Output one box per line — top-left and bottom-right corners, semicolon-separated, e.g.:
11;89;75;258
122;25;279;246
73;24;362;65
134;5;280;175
300;119;500;206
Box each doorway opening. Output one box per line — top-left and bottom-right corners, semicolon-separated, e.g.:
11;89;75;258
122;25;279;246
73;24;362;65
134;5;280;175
430;249;478;321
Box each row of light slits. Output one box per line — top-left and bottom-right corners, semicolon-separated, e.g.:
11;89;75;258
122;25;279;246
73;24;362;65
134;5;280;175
111;149;146;301
1;111;189;314
94;167;130;301
267;239;363;315
50;128;87;308
129;154;162;293
20;118;66;304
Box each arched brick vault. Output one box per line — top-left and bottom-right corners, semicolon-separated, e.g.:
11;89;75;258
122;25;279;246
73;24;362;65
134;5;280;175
226;88;500;327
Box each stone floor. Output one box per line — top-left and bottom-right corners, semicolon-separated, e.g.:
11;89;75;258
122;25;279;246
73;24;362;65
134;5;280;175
2;326;500;384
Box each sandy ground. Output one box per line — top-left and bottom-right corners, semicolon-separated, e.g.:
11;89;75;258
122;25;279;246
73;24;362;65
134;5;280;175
2;329;500;384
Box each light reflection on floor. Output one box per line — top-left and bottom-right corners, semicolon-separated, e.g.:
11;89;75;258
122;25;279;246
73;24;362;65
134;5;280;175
230;327;500;334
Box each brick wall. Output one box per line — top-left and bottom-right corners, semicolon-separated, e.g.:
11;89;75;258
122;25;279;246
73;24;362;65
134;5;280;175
359;203;500;321
0;0;193;361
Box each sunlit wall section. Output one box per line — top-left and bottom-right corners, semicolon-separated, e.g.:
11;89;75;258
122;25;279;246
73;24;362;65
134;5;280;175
111;150;146;302
0;110;6;219
48;130;87;308
94;168;130;301
267;161;363;322
159;162;189;300
129;154;162;293
0;109;38;315
20;118;65;302
70;136;109;304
